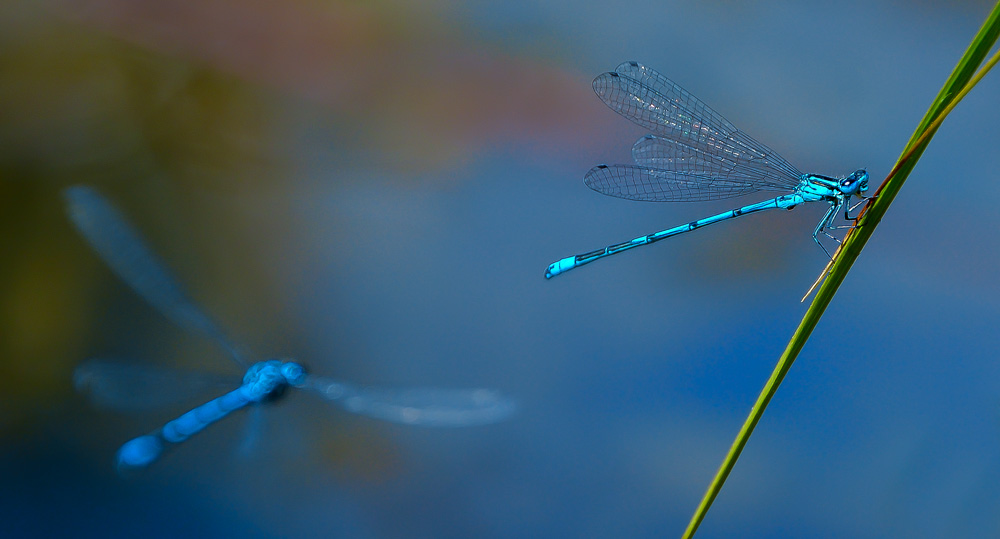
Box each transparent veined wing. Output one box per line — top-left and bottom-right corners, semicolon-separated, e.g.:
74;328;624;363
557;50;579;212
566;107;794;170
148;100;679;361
585;164;760;202
302;376;516;427
630;135;802;192
593;61;804;193
64;186;246;366
601;61;738;145
74;359;235;412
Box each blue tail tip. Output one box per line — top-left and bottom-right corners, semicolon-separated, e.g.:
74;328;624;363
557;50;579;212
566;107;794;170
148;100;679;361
116;435;162;470
545;257;576;279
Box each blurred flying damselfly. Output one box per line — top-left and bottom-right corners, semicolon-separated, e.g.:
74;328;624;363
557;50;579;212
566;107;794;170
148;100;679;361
67;186;514;470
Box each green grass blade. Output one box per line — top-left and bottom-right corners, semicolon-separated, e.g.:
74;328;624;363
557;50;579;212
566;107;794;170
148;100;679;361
682;4;1000;537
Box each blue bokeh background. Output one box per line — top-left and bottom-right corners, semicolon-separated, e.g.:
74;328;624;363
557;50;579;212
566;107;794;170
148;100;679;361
2;1;999;537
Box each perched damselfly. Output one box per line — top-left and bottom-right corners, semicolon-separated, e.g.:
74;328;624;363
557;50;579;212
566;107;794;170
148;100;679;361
546;61;868;279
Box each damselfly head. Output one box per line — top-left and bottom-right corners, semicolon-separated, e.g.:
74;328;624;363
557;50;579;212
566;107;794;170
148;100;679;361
244;359;307;400
839;169;869;195
279;361;308;386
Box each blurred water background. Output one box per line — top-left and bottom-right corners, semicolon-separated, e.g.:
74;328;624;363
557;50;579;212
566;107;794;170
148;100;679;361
2;1;1000;537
